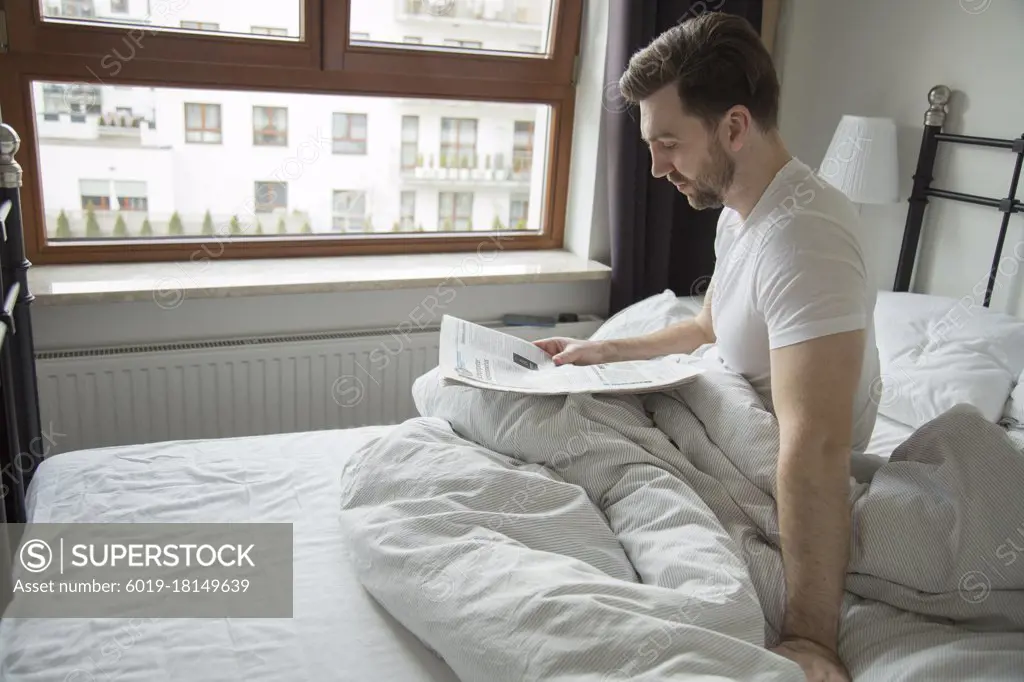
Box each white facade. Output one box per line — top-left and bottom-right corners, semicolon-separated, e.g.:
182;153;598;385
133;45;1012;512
37;0;550;240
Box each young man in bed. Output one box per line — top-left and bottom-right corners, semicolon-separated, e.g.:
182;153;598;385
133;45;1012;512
534;11;879;682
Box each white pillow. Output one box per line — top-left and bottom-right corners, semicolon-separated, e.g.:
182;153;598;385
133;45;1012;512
1003;370;1024;429
589;290;704;342
874;292;1024;428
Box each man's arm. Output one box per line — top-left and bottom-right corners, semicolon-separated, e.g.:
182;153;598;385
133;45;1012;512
535;293;716;365
606;298;716;361
769;329;863;670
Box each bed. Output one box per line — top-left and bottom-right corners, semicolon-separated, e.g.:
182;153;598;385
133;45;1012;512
2;86;1024;680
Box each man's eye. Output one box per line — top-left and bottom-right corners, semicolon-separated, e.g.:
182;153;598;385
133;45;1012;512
661;142;678;150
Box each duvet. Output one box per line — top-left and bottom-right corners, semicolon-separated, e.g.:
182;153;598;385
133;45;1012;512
338;355;1024;681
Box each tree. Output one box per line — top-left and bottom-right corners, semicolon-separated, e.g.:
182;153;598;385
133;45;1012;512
85;206;101;238
301;221;313;234
168;211;184;236
229;215;242;235
515;219;527;230
491;216;506;231
255;219;264;235
113;212;128;237
56;210;72;239
202;210;215;235
140;217;153;236
277;216;287;234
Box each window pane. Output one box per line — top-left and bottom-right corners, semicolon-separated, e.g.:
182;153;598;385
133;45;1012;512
349;0;555;56
41;0;302;39
34;81;549;241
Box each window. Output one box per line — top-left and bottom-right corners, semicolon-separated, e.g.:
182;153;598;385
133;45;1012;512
255;182;288;213
41;3;302;39
400;191;416;231
442;39;484;50
55;0;95;18
180;21;220;31
333;113;368;155
251;26;289;36
78;180;148;212
333;191;368;232
80;179;111;210
401;116;419;171
513;121;534;178
184;103;222;144
510;194;529;230
439;192;473;231
15;1;583;261
253;106;288;146
440;118;477;169
353;0;556;54
351;32;371;42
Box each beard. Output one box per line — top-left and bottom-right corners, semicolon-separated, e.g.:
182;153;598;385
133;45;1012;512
673;138;735;210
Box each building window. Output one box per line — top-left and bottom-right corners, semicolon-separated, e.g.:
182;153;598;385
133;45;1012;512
439;192;473;232
251;26;288;36
401;116;419;171
42;83;100;114
184;103;222;144
400;191;416;231
255;182;288;213
180;20;220;31
55;0;95;17
403;36;423;44
79;180;148;212
443;39;483;50
510;194;529;230
513;121;534;177
333;113;367;154
440;118;477;170
333;191;367;232
111;0;129;13
253;106;288;146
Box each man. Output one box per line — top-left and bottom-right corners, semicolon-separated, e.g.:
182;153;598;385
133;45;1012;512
534;12;880;682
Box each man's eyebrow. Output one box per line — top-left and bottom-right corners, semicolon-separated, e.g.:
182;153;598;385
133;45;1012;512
642;131;677;143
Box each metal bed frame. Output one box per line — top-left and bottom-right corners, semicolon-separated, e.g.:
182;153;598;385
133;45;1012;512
0;84;1021;528
894;85;1024;307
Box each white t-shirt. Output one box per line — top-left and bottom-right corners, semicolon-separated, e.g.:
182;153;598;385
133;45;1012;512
708;157;880;453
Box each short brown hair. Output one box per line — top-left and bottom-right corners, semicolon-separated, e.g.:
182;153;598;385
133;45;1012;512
619;12;779;131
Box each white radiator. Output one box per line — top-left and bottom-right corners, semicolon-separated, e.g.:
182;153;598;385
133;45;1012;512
35;316;604;456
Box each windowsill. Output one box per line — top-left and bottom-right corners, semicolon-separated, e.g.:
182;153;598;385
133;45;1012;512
28;249;611;306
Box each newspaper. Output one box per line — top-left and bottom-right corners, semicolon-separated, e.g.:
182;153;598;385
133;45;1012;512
438;315;703;395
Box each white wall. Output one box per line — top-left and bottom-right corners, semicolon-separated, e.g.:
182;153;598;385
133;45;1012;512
775;0;1024;316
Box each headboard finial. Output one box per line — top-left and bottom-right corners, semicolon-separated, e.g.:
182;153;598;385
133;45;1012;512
925;85;951;127
0;123;23;189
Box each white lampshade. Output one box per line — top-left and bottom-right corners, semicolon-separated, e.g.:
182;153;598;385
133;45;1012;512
820;115;899;204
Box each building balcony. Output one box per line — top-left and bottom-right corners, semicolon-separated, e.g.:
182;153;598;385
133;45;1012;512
37;112;160;147
400;163;531;188
399;0;545;30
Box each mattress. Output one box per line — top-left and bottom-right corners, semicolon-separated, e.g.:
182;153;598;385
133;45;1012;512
0;426;461;682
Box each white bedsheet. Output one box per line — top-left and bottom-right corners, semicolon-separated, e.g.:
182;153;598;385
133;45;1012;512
0;427;461;682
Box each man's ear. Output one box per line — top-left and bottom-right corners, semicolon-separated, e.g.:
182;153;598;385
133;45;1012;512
724;106;752;152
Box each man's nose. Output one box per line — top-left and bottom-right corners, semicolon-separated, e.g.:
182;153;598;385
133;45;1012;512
650;147;672;179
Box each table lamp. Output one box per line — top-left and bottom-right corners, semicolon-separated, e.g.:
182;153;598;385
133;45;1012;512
820;115;899;207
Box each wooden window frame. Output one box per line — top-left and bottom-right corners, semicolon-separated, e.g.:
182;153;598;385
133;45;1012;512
512;120;534;178
253;105;288;147
184;103;222;144
0;0;584;264
440;117;477;169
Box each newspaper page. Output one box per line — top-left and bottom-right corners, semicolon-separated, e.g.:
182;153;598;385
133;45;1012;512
438;315;703;395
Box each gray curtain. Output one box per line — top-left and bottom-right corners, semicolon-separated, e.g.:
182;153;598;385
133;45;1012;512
603;0;766;315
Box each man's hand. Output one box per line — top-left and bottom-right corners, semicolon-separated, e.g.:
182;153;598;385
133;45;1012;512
769;637;850;682
532;337;610;366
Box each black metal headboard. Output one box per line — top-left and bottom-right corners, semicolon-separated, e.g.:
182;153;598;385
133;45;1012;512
894;85;1024;307
0;123;43;528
